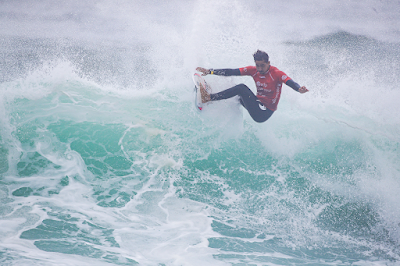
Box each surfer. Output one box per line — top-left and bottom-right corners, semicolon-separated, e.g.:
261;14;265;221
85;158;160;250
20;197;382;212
196;50;308;123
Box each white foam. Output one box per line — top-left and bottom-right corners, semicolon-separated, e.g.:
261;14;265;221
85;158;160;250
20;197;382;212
1;1;400;265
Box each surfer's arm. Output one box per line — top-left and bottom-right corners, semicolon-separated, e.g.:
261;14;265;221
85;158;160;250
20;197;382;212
209;68;241;76
196;67;241;76
286;79;308;94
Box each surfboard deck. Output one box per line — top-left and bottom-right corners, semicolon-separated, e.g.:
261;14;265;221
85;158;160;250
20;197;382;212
193;73;212;111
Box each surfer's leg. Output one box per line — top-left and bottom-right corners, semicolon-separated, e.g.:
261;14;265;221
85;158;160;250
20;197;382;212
211;84;274;123
248;104;274;123
210;84;251;101
239;95;274;122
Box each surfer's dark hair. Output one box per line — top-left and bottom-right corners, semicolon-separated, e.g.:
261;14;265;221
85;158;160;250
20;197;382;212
253;50;269;62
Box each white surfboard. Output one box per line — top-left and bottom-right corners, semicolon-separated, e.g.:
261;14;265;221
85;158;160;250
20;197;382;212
193;73;212;111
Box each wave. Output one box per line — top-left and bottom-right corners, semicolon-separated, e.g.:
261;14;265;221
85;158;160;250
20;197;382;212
1;0;400;265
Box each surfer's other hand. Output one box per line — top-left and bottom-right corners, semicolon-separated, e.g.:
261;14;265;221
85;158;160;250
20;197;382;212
196;67;209;76
298;86;309;93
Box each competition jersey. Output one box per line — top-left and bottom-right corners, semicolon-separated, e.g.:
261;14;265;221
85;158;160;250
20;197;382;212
239;65;291;111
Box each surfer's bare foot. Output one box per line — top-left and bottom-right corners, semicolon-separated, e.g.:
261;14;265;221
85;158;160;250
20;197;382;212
200;83;211;103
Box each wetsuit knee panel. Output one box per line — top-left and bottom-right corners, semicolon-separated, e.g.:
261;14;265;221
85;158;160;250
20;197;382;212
235;83;249;89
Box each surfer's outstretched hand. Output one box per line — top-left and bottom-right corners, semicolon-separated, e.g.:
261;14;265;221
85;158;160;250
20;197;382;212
298;86;309;94
196;67;209;76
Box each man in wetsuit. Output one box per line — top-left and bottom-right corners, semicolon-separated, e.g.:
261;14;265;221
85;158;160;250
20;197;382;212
196;50;309;123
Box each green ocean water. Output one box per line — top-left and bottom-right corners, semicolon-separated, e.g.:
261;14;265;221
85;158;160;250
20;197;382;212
1;1;400;265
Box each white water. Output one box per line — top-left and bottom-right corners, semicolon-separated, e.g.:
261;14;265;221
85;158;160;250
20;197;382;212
1;1;400;265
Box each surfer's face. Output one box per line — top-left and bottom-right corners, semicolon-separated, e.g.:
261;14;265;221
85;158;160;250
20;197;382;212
255;60;270;75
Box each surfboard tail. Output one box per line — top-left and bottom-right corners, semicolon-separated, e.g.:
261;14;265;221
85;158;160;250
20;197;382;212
193;73;212;111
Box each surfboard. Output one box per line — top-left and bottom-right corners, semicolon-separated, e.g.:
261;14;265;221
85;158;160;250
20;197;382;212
193;73;212;111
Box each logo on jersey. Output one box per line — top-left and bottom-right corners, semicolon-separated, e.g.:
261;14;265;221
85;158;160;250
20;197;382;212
243;67;247;72
281;75;287;80
256;81;268;88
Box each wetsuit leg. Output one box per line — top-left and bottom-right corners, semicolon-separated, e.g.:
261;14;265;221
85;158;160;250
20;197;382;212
210;84;274;123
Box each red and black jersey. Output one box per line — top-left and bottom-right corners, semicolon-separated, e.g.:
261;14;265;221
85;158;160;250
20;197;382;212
239;66;291;111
